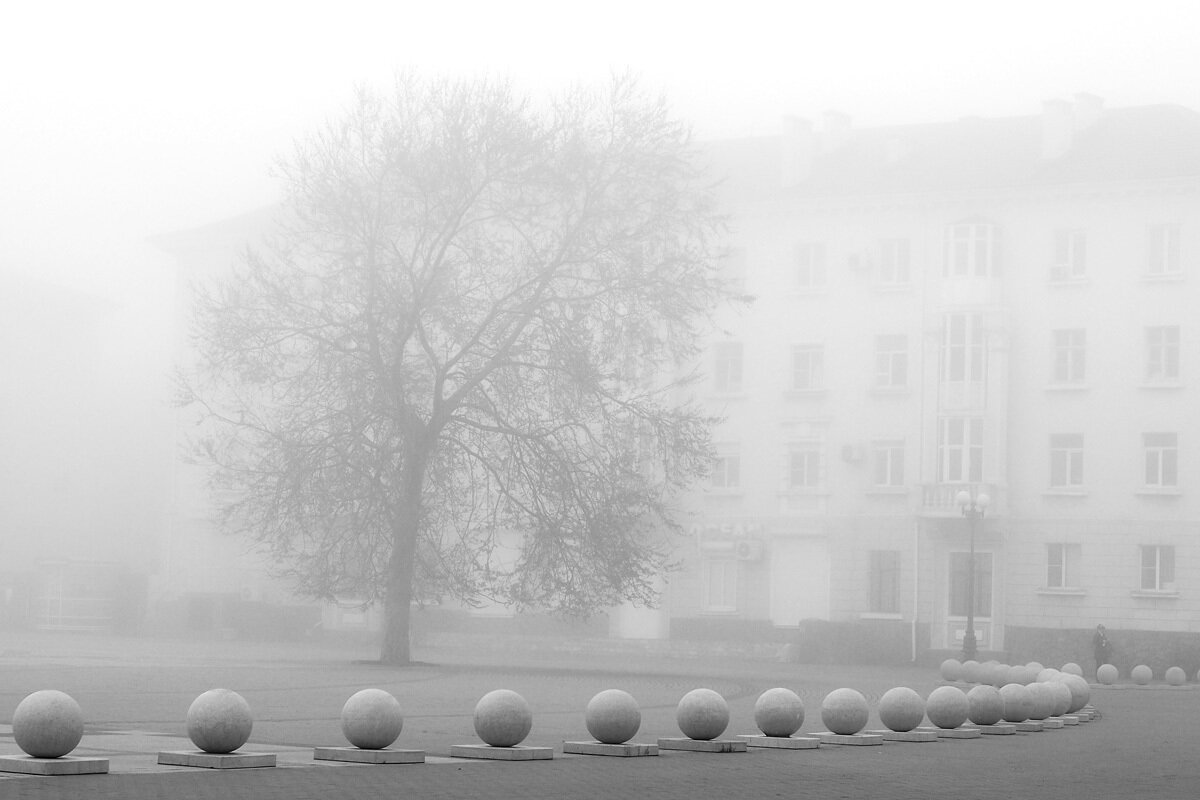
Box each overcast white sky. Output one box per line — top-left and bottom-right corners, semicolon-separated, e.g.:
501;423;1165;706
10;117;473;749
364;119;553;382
3;0;1199;301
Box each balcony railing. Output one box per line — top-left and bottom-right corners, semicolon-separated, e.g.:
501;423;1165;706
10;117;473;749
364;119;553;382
920;483;1001;516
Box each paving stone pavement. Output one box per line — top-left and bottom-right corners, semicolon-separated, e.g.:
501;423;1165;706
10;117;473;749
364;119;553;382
0;631;1195;799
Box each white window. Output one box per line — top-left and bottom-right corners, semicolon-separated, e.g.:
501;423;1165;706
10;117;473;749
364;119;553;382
791;344;824;391
878;238;911;284
943;313;986;383
711;445;740;490
704;559;738;611
713;342;743;393
787;444;823;490
1052;229;1087;281
1052;329;1086;384
1146;326;1180;383
875;334;908;388
1143;432;1178;488
938;417;983;483
945;222;999;277
1049;434;1084;489
1148;224;1182;277
869;550;901;613
795;242;826;288
872;440;905;487
1140;545;1175;591
1047;543;1081;588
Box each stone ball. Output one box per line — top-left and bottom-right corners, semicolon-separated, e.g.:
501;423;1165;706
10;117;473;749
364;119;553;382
1004;664;1026;686
1131;665;1153;685
878;687;925;733
925;686;969;729
585;689;641;744
187;689;253;754
966;684;1004;725
1061;662;1083;677
1165;666;1186;686
753;688;804;738
12;690;85;758
676;688;729;741
1047;680;1072;716
1037;668;1061;683
960;660;982;683
1025;682;1056;720
1097;664;1118;685
1025;661;1045;674
341;688;403;750
820;688;869;735
473;689;533;747
998;683;1032;723
939;658;963;682
987;663;1009;687
1058;674;1091;712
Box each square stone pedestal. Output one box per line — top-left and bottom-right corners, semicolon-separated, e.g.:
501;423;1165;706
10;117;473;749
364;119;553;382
865;729;938;742
1015;721;1044;732
1041;718;1064;729
562;741;658;757
450;745;553;761
1058;715;1080;725
970;723;1016;735
0;755;110;776
917;726;981;739
815;732;883;746
657;738;747;753
157;751;276;769
313;746;425;764
737;734;820;749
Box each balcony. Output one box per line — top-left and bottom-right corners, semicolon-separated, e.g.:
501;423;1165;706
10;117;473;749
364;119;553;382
920;483;1001;517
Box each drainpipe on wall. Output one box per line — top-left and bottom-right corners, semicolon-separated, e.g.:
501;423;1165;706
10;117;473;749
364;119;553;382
912;519;920;663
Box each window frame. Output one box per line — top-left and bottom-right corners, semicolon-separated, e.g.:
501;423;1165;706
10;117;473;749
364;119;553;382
1049;433;1084;489
1051;328;1086;384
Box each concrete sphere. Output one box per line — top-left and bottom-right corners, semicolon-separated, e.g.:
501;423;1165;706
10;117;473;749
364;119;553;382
341;689;403;749
1037;668;1060;683
820;688;869;735
960;660;982;683
966;684;1004;725
878;687;925;733
1097;663;1118;684
1061;662;1083;677
753;688;804;738
939;658;963;682
585;689;641;744
187;689;253;754
1005;664;1026;686
1025;682;1056;720
473;689;533;747
676;688;729;741
1131;665;1153;685
987;663;1009;687
1165;666;1186;686
1058;674;1090;712
1047;680;1072;716
925;686;969;729
12;690;85;758
1025;661;1045;674
999;683;1032;723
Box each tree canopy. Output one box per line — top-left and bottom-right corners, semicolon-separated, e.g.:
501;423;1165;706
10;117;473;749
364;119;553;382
181;73;732;663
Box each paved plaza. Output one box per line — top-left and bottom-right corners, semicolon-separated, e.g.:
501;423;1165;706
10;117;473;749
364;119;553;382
0;631;1195;799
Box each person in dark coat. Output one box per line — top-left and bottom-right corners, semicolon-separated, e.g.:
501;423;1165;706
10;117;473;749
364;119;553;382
1092;624;1112;677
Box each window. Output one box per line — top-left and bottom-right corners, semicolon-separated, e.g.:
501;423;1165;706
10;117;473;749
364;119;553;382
1052;329;1086;384
1148;224;1181;277
945;221;999;277
938;417;983;483
1052;229;1086;281
791;344;824;391
787;444;823;490
872;440;905;487
795;242;826;289
869;550;901;613
1143;432;1178;488
1140;545;1175;591
949;551;992;617
1046;543;1081;588
875;334;908;388
1049;434;1084;489
943;313;986;383
711;446;740;490
878;238;911;284
712;342;743;393
704;559;738;611
1146;326;1180;383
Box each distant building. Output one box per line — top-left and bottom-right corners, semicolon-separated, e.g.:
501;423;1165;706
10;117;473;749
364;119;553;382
665;96;1200;667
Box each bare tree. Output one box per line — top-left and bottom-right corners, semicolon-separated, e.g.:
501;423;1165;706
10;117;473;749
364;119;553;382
181;74;731;664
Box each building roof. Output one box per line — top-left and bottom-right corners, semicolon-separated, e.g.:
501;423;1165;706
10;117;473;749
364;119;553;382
703;103;1200;204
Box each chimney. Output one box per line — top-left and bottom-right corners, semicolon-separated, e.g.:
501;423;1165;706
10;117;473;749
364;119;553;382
822;110;852;152
1073;92;1104;132
1041;98;1073;160
781;116;815;188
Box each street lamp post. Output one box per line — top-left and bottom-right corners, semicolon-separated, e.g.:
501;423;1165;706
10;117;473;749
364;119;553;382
955;489;990;661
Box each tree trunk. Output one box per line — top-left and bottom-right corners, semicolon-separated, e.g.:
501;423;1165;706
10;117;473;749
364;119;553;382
379;445;426;665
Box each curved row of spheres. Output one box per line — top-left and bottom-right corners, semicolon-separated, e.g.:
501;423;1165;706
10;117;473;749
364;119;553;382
5;676;1096;762
942;657;1193;687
